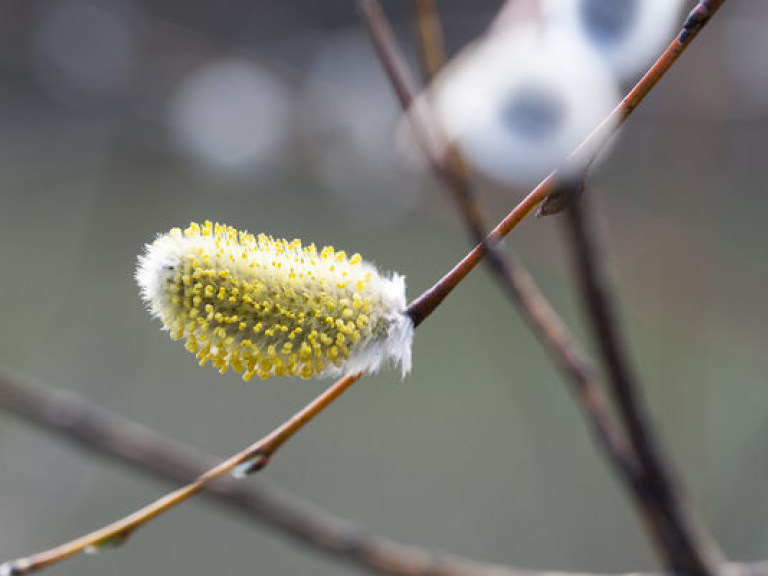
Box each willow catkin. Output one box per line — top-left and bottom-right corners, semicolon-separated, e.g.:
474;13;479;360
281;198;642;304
136;222;413;381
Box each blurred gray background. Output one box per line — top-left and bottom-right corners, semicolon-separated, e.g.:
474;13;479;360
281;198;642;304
1;1;767;575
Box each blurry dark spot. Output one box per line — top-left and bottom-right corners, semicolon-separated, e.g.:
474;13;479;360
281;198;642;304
500;85;566;141
1;562;22;576
162;264;177;284
580;0;638;47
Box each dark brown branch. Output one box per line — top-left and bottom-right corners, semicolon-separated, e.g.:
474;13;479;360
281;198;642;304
0;0;735;573
360;0;485;249
563;192;723;576
413;0;445;83
363;0;641;526
1;368;766;576
389;1;728;575
0;368;505;576
1;370;361;574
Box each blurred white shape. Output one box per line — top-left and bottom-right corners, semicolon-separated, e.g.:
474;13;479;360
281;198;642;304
32;0;137;102
428;25;620;188
300;31;422;228
547;0;686;81
168;59;292;175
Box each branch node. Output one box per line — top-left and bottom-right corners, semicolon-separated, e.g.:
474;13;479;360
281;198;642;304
680;2;715;43
0;559;30;576
233;451;271;478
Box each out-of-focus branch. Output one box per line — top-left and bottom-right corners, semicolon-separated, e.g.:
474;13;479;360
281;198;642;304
413;0;444;82
394;0;728;330
365;0;641;527
563;192;724;576
1;369;766;576
1;370;362;574
0;0;733;573
402;1;726;575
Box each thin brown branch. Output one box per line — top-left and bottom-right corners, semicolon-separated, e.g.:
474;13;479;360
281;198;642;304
1;371;361;574
367;1;718;571
0;369;766;576
404;0;642;500
362;0;480;233
563;192;724;576
402;1;727;574
1;0;731;573
402;0;728;329
2;369;767;576
413;0;444;82
546;3;729;575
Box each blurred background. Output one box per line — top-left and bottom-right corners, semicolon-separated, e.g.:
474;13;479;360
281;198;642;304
1;0;767;574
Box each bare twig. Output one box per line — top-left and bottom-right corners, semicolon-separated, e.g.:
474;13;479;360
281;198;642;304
413;0;445;82
405;0;638;474
0;367;515;576
2;0;730;573
546;3;730;575
379;0;640;497
1;369;767;576
563;192;724;575
361;0;482;235
1;371;362;574
369;3;723;574
402;0;728;328
401;1;727;574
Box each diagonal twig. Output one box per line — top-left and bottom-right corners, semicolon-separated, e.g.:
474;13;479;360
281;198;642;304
2;1;730;573
363;0;640;512
1;369;766;576
378;1;728;574
563;190;724;575
401;0;728;327
543;4;731;575
413;0;445;83
1;371;361;574
0;367;517;576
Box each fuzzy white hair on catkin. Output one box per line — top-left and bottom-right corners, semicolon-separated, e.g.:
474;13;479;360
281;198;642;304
135;223;413;380
339;275;413;378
